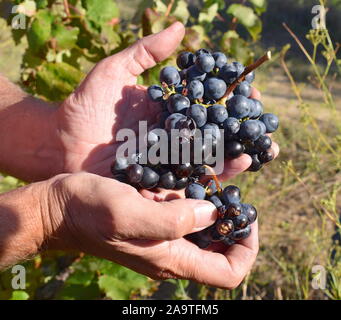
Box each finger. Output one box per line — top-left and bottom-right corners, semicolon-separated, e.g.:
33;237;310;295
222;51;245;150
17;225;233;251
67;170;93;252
115;21;185;77
218;153;252;181
118;237;254;289
250;87;261;100
270;141;280;159
222;220;259;283
124;197;217;240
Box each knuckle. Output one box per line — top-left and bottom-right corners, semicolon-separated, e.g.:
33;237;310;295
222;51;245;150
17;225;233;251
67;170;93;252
169;209;190;239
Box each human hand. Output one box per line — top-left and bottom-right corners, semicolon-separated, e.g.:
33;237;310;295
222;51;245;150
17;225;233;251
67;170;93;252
54;22;278;183
42;172;258;288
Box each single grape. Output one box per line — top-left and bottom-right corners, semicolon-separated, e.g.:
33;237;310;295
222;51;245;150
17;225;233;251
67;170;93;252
186;229;212;249
186;104;207;128
207;104;228;125
226;203;242;217
147;85;164;102
174;176;188;189
186;65;206;82
234;81;251;98
195;53;215;73
185;182;206;200
219;63;239;84
245;71;255;83
231;225;251;240
164;113;186;131
222;185;241;204
214;219;234;238
201;123;221;142
212;52;228;68
139;167;159;189
126;164;144;184
167;94;190;113
257;119;267;135
248;98;263;119
222;237;236;246
195;48;211;56
259;149;275;163
172;162;194;178
227;95;251;119
248;154;263;172
224;140;245;158
208;195;223;208
159;66;181;86
158;171;177;189
186;80;204;100
177;51;195;69
233;214;249;229
259;113;279;133
254;135;272;152
239;120;262;141
223;117;240;140
204;77;227;101
241;203;258;224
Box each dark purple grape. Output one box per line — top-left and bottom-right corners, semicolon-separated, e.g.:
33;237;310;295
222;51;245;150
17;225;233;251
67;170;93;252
111;157;129;173
233;214;249;229
259;113;279;133
139;167;159;189
227;95;251;119
212;52;228;68
259;149;275;163
187;65;206;82
164;113;186;131
160;66;181;86
231;225;251;240
245;71;255;83
222;237;236;246
167;94;190;113
208;195;223;208
127;164;144;184
239;120;262;141
172;162;193;178
174;176;189;190
254;135;272;152
207;104;228;125
186;80;204;100
241;203;258;224
186;229;212;249
185;182;206;200
223;117;240;140
248;154;263;172
195;53;215;73
249;99;263;119
195;48;211;56
226;203;242;217
186;104;207;128
204;77;227;101
147;85;164;102
234;81;251;98
224;140;244;158
177;51;195;69
158;171;177;189
222;185;241;204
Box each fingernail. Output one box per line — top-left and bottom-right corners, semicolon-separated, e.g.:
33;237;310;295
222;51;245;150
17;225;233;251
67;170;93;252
194;202;217;230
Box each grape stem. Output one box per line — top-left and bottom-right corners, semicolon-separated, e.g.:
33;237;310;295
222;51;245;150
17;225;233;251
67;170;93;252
218;51;272;105
203;165;222;195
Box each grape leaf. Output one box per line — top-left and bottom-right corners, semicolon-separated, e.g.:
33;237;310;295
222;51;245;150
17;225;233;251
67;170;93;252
10;291;30;300
249;0;266;8
27;9;53;53
227;4;257;28
52;24;79;50
82;0;119;30
36;62;84;100
199;3;218;24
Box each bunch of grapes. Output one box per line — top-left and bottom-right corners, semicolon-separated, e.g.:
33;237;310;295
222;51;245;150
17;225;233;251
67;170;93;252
111;48;279;247
185;182;256;248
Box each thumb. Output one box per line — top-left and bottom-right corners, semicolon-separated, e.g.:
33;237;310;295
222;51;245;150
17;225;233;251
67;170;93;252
127;198;217;240
116;21;185;76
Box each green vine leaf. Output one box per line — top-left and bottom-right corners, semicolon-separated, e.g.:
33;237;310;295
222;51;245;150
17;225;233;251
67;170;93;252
10;291;30;300
27;9;54;54
36;62;84;100
52;24;80;50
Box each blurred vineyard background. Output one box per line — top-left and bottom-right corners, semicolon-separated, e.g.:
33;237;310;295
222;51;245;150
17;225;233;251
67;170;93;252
0;0;340;300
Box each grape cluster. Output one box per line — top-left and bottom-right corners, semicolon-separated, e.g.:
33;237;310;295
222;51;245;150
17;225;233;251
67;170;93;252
111;48;278;247
185;182;256;248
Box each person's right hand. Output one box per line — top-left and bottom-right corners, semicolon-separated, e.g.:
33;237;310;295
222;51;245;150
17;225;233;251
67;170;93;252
42;172;259;289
